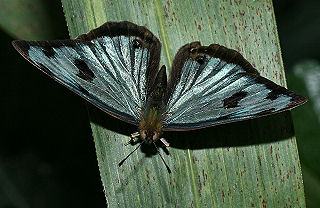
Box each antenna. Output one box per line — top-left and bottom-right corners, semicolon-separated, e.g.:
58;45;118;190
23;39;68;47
152;142;172;174
118;142;144;167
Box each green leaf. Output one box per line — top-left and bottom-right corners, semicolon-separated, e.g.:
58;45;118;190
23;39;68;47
287;60;320;208
61;0;306;207
0;0;66;40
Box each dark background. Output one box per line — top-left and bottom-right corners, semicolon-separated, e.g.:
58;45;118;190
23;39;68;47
1;1;319;207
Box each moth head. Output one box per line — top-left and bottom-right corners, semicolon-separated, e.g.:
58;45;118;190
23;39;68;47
140;130;160;143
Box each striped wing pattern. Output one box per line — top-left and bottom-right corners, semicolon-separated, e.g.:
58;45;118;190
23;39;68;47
163;43;306;130
12;22;160;125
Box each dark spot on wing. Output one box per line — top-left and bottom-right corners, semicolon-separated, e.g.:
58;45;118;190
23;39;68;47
250;75;290;101
35;62;54;76
223;91;248;108
266;88;287;101
42;46;55;57
250;74;307;108
196;55;207;65
266;91;279;101
75;59;95;81
132;39;142;49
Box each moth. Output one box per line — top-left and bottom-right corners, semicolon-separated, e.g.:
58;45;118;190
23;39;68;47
12;21;307;173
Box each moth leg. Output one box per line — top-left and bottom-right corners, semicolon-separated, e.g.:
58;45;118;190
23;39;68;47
131;132;140;138
124;132;140;146
160;138;170;147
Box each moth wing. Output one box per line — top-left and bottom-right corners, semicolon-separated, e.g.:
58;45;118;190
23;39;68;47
163;42;307;130
12;21;161;125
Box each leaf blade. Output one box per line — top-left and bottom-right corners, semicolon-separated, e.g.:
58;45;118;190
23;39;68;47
61;0;306;207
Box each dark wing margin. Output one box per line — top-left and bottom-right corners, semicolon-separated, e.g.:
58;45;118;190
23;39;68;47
12;21;161;125
163;42;307;131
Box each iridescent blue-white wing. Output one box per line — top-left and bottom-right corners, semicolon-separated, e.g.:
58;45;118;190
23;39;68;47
12;21;161;125
163;42;307;130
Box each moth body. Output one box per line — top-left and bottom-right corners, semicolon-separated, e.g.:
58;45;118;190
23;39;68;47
139;65;167;143
139;107;163;143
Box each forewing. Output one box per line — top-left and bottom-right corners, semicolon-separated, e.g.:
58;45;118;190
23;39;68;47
12;21;161;125
163;43;307;130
